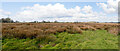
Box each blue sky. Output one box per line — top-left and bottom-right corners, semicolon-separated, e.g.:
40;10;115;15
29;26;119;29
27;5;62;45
0;0;118;22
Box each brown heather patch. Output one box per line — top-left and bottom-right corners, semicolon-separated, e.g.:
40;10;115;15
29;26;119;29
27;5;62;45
66;26;82;34
106;27;120;35
2;22;120;39
44;29;57;34
93;25;105;30
80;25;96;31
56;27;67;33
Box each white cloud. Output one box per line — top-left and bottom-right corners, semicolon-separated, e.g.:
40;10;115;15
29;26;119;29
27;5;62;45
97;0;120;14
0;1;114;22
82;5;93;13
13;3;109;22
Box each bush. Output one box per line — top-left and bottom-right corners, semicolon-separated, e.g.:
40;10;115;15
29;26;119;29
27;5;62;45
66;26;82;34
2;23;119;39
106;27;119;35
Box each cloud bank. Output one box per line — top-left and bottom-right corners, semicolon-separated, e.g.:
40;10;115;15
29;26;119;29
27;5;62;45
13;3;106;22
0;0;119;22
97;0;119;14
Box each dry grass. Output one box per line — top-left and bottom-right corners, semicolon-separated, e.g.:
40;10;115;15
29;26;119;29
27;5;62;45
2;23;119;39
106;27;120;35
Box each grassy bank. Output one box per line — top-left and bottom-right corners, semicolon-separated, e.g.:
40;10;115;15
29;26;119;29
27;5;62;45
2;30;118;49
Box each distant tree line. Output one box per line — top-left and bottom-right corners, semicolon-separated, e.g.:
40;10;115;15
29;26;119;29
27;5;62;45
0;18;14;23
0;18;59;23
2;17;119;23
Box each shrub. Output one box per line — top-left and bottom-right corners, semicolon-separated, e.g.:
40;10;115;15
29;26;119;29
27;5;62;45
66;26;82;34
106;27;119;35
2;23;119;39
56;27;67;33
80;25;96;31
44;29;57;34
36;34;56;43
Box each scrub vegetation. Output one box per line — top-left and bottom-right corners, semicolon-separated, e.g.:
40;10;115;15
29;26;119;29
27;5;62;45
1;23;120;49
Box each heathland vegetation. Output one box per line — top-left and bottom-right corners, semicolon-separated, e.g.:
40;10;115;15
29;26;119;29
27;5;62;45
0;18;120;49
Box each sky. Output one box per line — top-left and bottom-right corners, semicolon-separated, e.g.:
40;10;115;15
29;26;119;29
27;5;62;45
0;0;119;22
0;0;108;2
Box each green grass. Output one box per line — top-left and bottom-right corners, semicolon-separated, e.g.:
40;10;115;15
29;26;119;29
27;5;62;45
2;30;118;49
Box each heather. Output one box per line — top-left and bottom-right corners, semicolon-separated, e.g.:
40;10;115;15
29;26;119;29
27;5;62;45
1;23;120;49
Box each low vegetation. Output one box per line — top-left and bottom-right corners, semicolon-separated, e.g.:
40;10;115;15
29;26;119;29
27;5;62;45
1;23;120;49
2;30;118;49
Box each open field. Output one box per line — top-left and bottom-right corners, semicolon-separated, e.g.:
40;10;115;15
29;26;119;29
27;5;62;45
1;23;120;49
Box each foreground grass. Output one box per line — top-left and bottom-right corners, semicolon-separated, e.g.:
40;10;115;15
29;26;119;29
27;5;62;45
2;30;118;49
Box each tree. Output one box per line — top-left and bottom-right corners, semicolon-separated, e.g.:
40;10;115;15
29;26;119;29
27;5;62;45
54;20;58;23
33;21;38;23
15;21;19;23
42;20;46;23
0;18;14;23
